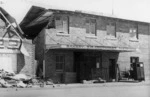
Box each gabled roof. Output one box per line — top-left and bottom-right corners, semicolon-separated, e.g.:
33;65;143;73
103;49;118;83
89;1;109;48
0;7;24;39
0;7;16;23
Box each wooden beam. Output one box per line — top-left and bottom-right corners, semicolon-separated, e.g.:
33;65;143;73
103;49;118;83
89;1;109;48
0;11;23;40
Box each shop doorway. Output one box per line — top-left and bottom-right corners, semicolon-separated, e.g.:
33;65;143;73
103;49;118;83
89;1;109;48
74;52;96;82
109;59;116;81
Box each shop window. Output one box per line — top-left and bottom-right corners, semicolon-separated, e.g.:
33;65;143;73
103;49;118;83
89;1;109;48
129;28;138;39
86;18;96;35
130;57;139;69
55;16;69;34
130;57;139;64
56;55;65;71
96;57;101;69
106;23;116;37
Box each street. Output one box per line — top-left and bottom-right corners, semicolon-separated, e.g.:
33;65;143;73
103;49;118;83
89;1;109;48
0;83;150;97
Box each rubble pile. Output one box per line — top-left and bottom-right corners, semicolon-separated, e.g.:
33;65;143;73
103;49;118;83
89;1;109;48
0;69;54;88
82;78;106;84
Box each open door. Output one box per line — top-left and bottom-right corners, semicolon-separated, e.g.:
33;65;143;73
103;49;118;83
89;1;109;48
74;52;96;82
109;59;116;81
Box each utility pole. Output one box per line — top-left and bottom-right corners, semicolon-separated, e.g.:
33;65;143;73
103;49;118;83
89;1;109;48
111;0;114;15
0;0;4;4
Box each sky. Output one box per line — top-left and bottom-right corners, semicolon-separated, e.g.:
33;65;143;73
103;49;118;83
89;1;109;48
0;0;150;23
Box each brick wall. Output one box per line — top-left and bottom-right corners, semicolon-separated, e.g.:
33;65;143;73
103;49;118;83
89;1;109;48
69;15;150;80
39;13;150;81
33;29;46;77
45;50;74;83
118;23;150;80
34;29;45;61
17;41;35;76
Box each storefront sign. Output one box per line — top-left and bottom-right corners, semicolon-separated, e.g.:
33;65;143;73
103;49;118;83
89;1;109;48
47;44;135;52
60;44;134;51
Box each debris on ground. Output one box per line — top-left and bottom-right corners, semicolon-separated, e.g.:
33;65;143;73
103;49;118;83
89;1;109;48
31;78;39;85
0;69;47;88
0;79;13;88
0;69;107;88
82;80;94;84
11;74;32;81
16;81;27;88
82;78;106;84
45;78;54;85
93;78;106;83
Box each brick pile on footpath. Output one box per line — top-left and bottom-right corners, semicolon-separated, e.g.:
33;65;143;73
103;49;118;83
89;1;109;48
0;69;54;88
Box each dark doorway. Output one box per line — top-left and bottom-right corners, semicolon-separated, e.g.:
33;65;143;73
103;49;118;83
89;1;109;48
74;52;96;82
74;52;82;82
109;59;116;81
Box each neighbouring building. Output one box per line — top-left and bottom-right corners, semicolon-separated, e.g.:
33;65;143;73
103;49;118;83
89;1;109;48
20;6;150;83
0;7;36;76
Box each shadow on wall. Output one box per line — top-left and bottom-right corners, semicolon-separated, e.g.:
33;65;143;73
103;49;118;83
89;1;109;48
17;53;25;73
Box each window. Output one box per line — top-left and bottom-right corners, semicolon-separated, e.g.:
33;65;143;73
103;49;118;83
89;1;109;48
0;39;3;45
130;57;139;69
55;16;69;34
86;18;96;35
56;55;65;71
96;57;101;69
106;22;116;37
129;28;138;39
130;57;139;64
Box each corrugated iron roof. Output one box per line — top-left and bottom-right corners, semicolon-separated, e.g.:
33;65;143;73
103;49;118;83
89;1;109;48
20;6;45;28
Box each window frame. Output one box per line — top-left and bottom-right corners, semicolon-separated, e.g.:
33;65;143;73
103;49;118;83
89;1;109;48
85;18;97;36
129;27;138;40
55;15;69;34
130;57;139;64
55;54;65;71
106;22;116;37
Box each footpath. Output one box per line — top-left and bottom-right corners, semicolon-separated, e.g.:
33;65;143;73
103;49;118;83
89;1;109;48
30;80;150;89
0;80;149;91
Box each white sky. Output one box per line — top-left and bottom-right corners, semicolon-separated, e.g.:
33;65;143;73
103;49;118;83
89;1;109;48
0;0;150;23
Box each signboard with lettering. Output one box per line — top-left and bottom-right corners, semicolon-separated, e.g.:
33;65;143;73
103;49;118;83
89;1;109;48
46;44;135;52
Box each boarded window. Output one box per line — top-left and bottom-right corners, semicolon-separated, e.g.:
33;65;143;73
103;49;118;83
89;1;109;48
86;19;96;35
56;55;65;71
129;28;138;39
106;23;116;37
55;16;69;34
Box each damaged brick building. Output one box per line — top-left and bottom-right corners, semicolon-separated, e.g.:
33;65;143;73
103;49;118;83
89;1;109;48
0;7;36;76
20;6;150;83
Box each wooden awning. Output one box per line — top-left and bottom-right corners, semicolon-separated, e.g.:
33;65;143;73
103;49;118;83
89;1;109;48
46;44;135;52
